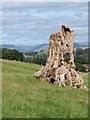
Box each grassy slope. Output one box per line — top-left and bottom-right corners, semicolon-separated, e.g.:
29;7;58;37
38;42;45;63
2;60;88;118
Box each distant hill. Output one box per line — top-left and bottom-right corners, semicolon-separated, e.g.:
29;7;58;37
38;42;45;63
1;44;34;52
73;42;88;48
30;44;49;52
1;42;88;52
1;44;15;49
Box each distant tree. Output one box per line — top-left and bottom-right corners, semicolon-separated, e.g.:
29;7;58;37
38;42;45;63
0;48;2;59
75;63;86;72
64;53;70;63
75;48;84;56
2;48;25;61
26;57;33;63
74;56;89;64
25;56;46;66
27;52;38;56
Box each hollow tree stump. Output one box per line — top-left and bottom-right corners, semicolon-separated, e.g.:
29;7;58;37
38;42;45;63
34;25;87;89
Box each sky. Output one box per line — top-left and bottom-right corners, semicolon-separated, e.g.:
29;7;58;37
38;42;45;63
2;2;88;45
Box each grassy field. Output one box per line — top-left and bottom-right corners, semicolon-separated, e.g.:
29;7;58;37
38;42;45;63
2;60;88;118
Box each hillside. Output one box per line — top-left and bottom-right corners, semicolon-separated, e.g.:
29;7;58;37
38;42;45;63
1;42;88;52
2;60;88;118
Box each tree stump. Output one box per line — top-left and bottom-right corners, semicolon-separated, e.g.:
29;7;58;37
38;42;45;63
34;25;87;90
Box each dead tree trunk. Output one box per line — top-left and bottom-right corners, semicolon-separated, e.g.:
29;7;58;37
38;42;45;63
34;25;87;90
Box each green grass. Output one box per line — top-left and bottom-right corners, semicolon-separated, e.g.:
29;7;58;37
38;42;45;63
2;59;88;118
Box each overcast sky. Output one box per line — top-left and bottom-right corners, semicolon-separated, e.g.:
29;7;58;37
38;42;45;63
2;2;88;45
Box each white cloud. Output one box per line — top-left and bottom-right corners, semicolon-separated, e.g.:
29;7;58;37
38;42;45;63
2;0;89;2
2;2;88;45
32;13;48;19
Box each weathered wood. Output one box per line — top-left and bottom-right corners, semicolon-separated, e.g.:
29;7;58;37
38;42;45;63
34;25;87;90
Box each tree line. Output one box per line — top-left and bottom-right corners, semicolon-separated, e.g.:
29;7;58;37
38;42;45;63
2;48;25;61
1;47;89;72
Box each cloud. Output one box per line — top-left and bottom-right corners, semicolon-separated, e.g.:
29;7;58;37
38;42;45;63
2;2;88;12
2;2;88;45
32;13;49;19
2;0;89;2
